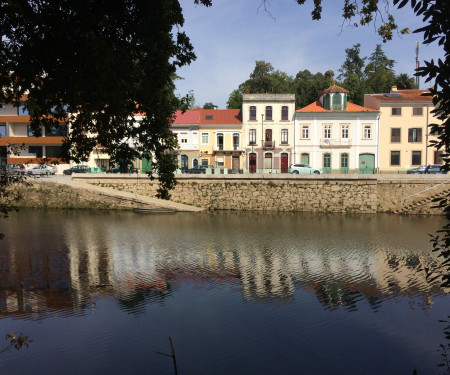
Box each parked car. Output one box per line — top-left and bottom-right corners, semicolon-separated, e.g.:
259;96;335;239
4;164;26;175
27;165;57;176
106;167;139;174
406;164;446;174
63;165;89;175
289;164;322;174
183;165;215;174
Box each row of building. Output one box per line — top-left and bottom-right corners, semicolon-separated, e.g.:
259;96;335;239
0;84;442;174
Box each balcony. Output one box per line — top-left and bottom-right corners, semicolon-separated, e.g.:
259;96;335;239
320;138;352;148
262;140;275;150
213;145;243;153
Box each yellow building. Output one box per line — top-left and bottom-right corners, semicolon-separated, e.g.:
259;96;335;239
198;109;243;173
364;87;443;173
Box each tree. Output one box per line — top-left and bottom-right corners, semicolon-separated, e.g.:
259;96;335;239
293;70;333;108
394;73;417;89
0;0;213;199
337;43;366;82
364;44;396;93
203;102;217;109
226;89;243;109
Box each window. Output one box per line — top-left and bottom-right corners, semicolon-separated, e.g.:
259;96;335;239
180;132;188;144
265;106;272;120
324;125;331;139
341;125;349;139
216;157;224;167
46;125;67;136
201;132;209;145
363;125;372;139
281;106;288;121
390;151;400;166
281;129;288;144
205;115;213;120
408;128;422;142
0;104;6;110
29;146;43;158
46;146;62;158
391;128;401;143
412;151;422;165
216;133;224;150
249;106;256;121
301;125;309;139
301;153;309;164
249;129;256;145
232;133;240;150
201;159;208;166
0;124;5;137
27;125;42;136
392;107;402;116
413;107;423;116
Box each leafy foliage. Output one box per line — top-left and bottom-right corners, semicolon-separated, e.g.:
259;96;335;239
0;0;208;199
203;102;217;109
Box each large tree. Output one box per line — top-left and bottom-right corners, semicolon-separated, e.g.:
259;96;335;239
337;43;366;82
364;44;396;93
293;70;334;108
0;0;213;199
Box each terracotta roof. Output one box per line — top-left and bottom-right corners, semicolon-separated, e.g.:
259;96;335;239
296;101;377;113
199;109;242;125
172;110;201;124
367;89;433;102
319;84;349;96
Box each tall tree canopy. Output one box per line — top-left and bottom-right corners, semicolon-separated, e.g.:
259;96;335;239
0;0;211;199
337;43;366;82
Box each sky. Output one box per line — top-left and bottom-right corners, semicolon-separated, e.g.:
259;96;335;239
174;0;445;109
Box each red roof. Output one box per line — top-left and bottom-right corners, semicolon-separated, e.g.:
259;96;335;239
296;101;377;113
319;84;349;96
199;109;242;125
172;110;201;124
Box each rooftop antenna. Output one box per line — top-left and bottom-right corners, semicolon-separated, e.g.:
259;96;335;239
415;41;420;89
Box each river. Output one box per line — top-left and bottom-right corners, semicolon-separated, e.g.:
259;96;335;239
0;210;449;374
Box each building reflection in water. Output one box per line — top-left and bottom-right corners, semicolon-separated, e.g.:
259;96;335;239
0;210;446;319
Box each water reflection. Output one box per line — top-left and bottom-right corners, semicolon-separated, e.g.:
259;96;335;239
0;210;445;318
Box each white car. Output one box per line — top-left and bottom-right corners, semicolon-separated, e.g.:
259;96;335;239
289;164;322;174
27;165;57;176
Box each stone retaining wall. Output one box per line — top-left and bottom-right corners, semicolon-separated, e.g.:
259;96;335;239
83;175;450;214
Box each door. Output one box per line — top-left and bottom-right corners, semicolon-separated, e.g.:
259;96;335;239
232;156;239;174
181;155;188;170
249;153;256;173
281;153;288;173
265;129;272;147
323;153;331;174
301;153;309;165
264;153;272;170
359;153;375;174
340;153;349;174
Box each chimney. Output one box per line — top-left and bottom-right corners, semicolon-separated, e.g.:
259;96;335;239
391;85;398;92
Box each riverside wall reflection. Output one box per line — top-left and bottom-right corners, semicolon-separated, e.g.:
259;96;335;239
0;210;446;319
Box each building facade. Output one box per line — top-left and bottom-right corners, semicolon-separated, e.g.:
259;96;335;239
294;85;380;173
0;102;68;172
242;94;295;173
171;109;201;171
364;87;442;173
198;109;243;173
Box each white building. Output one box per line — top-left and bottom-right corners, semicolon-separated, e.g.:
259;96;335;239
294;84;380;174
242;94;295;173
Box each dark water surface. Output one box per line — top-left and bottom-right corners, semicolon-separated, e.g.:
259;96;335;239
0;210;449;374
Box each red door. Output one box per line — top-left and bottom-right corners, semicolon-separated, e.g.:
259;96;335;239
281;153;288;173
249;153;256;173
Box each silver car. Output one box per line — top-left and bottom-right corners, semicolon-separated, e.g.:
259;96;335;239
289;163;322;174
27;165;57;176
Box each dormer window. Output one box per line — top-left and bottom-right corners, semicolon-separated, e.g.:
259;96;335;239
323;94;331;110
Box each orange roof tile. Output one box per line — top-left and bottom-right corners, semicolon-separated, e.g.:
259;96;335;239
319;84;349;97
199;109;242;125
296;101;377;113
172;110;201;124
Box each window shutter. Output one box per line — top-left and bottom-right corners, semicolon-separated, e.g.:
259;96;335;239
417;128;422;142
408;129;413;142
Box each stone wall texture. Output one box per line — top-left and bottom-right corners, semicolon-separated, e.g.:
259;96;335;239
83;175;450;215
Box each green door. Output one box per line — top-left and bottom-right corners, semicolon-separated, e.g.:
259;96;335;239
340;153;349;174
359;153;375;174
141;157;152;173
323;153;331;174
301;153;309;165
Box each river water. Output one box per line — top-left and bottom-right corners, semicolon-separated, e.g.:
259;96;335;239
0;210;449;374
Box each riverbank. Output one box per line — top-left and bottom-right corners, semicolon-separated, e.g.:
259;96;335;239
2;174;449;214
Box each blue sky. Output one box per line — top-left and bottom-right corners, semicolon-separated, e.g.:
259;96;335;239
174;0;444;109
